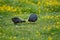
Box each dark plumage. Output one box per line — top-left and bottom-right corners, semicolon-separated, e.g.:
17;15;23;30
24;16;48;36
12;17;26;24
28;14;38;22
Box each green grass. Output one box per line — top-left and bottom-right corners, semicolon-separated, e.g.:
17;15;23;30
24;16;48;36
0;11;60;40
0;0;60;40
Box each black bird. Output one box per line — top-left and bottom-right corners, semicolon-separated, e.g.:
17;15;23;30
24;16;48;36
12;17;26;24
28;14;38;22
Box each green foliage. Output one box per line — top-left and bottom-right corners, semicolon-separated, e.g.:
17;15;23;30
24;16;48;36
0;0;60;40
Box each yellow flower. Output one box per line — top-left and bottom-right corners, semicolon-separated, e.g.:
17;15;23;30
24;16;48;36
12;8;17;12
46;2;49;5
36;31;39;34
57;22;60;24
51;32;54;35
13;36;16;39
26;0;28;3
43;27;46;30
0;6;1;9
48;36;53;40
9;36;12;39
25;0;36;6
35;31;40;37
47;26;52;31
38;1;40;6
7;6;11;11
43;16;50;19
0;7;4;11
46;8;49;11
3;5;17;12
50;16;54;19
56;26;59;29
47;16;50;19
38;9;40;14
2;5;6;10
38;1;40;14
31;3;35;5
46;0;60;5
56;16;59;18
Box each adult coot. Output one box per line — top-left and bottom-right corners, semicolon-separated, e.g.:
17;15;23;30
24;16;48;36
28;14;38;22
12;17;26;24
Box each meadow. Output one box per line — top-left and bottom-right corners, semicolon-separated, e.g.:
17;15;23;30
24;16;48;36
0;0;60;40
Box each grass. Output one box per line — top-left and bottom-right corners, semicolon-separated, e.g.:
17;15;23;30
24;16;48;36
0;0;60;40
